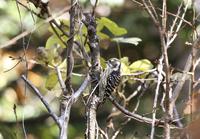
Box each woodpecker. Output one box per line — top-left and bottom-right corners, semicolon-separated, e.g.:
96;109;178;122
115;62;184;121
99;58;121;102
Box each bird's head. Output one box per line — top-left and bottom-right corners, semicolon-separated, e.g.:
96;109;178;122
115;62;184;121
106;58;121;71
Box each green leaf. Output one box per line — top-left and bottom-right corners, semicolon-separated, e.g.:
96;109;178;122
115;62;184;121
98;17;127;36
46;35;58;48
46;35;68;48
129;59;154;72
121;62;131;75
71;74;84;85
97;21;104;31
58;59;67;70
120;57;131;74
85;44;90;52
97;32;110;39
120;57;130;65
61;19;70;27
112;37;142;46
81;24;88;35
100;57;107;69
45;72;58;90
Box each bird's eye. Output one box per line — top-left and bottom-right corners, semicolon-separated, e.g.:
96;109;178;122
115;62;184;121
114;63;118;67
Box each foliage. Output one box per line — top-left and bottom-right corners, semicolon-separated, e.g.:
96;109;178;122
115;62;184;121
0;0;198;138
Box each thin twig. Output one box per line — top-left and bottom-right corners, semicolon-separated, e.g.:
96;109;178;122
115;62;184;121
0;6;70;48
131;0;192;27
55;66;67;94
65;0;77;95
167;2;188;47
142;0;159;26
151;57;164;139
108;95;163;125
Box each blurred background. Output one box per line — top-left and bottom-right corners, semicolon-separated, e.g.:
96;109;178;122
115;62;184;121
0;0;197;138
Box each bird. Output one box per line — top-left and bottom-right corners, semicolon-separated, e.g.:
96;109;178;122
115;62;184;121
99;58;121;103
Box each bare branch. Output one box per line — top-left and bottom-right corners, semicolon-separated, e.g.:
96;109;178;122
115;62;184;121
142;0;159;26
83;13;101;139
108;95;164;126
21;75;60;127
64;0;77;95
151;57;164;139
167;2;188;47
131;0;192;27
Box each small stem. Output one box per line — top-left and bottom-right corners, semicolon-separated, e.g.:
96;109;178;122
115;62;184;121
116;42;122;59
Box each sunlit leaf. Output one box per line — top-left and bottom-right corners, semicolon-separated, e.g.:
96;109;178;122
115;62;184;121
81;25;88;35
120;57;130;65
61;19;70;27
112;37;142;46
120;57;131;74
58;59;67;70
100;57;107;69
97;32;110;39
45;72;58;90
85;44;90;52
71;74;84;85
121;62;131;75
98;17;127;36
129;59;153;72
46;35;58;48
97;20;104;32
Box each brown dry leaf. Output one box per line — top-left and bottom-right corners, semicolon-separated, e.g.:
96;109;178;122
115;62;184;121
27;71;44;87
178;117;200;139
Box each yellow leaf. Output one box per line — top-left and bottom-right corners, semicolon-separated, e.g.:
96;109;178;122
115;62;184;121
129;59;153;72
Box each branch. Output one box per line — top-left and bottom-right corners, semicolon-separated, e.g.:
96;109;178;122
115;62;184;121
131;0;192;27
59;74;90;139
167;2;189;47
55;66;67;94
0;6;70;48
64;0;76;95
151;57;164;139
142;0;159;26
21;75;60;127
59;1;77;138
83;13;101;139
108;95;163;126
